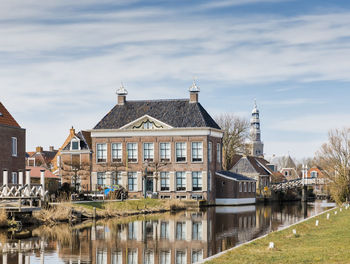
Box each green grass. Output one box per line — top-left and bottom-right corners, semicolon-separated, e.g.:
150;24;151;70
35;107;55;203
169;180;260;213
74;198;168;212
207;207;350;264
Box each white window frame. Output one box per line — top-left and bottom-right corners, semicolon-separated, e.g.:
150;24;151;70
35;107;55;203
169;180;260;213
191;142;203;163
96;143;107;163
12;172;18;184
111;143;122;163
208;141;212;163
175;142;187;162
217;143;221;163
143;143;154;162
160;172;170;191
71;138;80;150
97;172;106;187
159;142;171;162
127;143;138;163
176;172;186;191
239;182;242;192
248;182;251;192
11;137;17;157
192;172;202;191
244;182;247;192
159;250;171;264
128;172;137;192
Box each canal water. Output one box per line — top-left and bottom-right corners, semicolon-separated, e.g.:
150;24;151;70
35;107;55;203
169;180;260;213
0;201;334;264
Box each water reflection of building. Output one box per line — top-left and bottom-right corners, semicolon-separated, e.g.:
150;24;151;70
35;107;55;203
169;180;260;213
0;203;328;264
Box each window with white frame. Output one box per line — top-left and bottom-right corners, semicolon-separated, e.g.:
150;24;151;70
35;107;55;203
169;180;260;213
160;142;171;162
11;137;17;157
112;171;122;186
144;121;153;129
143;143;154;162
96;143;107;163
12;172;18;184
217;143;221;163
244;182;247;192
175;142;186;162
191;142;203;162
176;250;186;264
253;182;256;192
192;172;202;191
128;172;137;191
128;249;138;264
160;221;169;239
311;171;318;178
192;222;202;240
160;172;170;191
97;172;106;187
111;250;122;264
176;222;186;240
176;172;186;191
160;250;171;264
208;141;212;162
208;171;211;191
111;143;122;162
191;250;203;264
144;250;154;264
96;249;107;264
71;139;79;150
239;182;242;192
127;143;138;162
248;182;251;192
128;222;137;240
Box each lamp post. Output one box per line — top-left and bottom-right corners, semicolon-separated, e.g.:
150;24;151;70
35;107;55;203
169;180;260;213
144;161;149;198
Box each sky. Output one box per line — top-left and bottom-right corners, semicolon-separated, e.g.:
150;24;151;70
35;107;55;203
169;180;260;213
1;0;350;160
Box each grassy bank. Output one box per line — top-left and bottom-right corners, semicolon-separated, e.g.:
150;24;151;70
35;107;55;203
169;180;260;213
206;206;349;264
34;198;188;224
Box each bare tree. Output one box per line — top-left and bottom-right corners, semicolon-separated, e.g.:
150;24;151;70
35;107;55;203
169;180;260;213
97;161;126;188
62;160;90;192
316;128;350;204
143;161;169;193
215;113;250;170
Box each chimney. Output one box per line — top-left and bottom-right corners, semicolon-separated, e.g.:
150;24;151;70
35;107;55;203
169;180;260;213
70;126;75;136
189;80;200;103
36;146;43;153
117;83;128;106
49;146;55;151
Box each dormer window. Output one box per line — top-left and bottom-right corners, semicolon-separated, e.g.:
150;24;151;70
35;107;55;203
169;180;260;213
71;139;80;150
143;121;153;129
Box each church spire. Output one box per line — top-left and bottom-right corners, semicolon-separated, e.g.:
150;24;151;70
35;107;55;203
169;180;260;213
250;100;264;157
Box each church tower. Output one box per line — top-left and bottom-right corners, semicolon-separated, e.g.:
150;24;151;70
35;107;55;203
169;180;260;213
250;100;264;157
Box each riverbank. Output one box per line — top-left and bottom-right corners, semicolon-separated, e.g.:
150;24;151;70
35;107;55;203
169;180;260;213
205;206;347;264
33;198;190;225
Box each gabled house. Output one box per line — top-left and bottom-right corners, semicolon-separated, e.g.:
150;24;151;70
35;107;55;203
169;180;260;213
0;102;26;185
229;154;273;193
279;155;299;181
54;127;92;191
89;83;223;203
26;146;58;170
307;166;329;195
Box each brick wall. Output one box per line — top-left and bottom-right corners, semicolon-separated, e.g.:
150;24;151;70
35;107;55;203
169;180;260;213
0;125;26;184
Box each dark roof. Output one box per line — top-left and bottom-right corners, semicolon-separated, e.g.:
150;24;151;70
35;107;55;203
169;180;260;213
216;171;256;181
63;131;91;150
0;102;21;128
94;99;220;129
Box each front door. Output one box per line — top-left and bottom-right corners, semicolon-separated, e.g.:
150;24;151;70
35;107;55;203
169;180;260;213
146;177;153;192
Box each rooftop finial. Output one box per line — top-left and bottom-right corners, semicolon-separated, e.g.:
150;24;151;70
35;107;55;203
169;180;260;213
117;82;128;95
189;78;200;93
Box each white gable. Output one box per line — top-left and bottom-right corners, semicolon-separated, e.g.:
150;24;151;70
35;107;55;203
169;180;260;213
119;115;173;130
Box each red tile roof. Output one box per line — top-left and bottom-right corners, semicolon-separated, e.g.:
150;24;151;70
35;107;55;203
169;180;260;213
0;102;21;128
26;166;60;179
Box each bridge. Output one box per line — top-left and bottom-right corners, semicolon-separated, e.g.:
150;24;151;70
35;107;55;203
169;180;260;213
0;169;48;215
270;178;328;201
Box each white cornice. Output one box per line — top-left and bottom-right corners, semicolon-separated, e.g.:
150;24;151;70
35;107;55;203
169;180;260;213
89;127;223;138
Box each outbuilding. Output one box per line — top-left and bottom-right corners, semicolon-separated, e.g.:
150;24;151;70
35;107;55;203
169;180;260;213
215;171;256;205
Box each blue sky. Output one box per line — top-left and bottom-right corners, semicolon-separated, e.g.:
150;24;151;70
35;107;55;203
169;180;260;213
1;0;350;160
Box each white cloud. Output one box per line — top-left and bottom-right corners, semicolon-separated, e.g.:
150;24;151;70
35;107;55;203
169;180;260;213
272;114;350;134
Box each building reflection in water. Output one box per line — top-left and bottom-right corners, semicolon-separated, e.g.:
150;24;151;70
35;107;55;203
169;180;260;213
0;202;331;264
